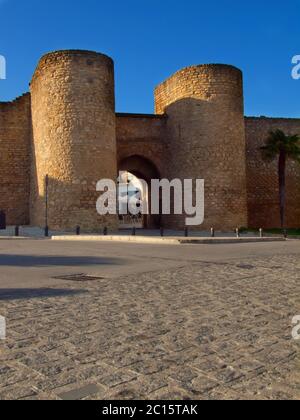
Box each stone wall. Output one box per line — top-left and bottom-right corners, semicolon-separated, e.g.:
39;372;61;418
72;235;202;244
116;113;167;175
245;117;300;228
30;50;118;231
116;113;167;228
155;64;248;230
0;93;31;225
0;49;299;232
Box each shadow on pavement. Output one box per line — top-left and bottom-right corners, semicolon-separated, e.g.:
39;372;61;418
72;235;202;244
0;255;122;267
0;288;87;301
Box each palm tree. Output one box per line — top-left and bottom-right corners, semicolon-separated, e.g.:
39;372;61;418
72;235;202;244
261;129;300;228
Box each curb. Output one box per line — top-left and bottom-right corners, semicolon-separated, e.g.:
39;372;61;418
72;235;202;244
51;235;287;245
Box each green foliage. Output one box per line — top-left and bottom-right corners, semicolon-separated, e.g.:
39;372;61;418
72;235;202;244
261;129;300;162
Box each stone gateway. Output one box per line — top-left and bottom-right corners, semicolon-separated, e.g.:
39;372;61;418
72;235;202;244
0;50;299;231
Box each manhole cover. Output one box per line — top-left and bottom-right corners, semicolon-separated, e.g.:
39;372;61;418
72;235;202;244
53;274;105;282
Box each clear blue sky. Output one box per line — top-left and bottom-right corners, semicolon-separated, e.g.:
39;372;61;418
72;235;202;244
0;0;299;117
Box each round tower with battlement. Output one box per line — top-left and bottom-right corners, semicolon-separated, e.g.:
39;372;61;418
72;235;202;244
155;64;248;230
30;50;118;231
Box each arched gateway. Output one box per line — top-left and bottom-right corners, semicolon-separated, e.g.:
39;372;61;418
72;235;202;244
118;155;161;229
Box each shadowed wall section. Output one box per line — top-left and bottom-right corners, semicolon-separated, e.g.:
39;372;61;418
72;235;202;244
116;113;167;175
0;94;31;225
246;117;300;228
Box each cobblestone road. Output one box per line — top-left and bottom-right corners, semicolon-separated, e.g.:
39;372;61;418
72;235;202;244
0;254;299;400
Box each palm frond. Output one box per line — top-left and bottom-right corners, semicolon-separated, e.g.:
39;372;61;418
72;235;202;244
260;130;300;163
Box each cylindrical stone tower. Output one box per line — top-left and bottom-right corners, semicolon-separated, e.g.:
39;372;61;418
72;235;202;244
30;50;118;231
155;64;248;230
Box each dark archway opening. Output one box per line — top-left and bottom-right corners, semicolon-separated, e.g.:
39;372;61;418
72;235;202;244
118;155;161;229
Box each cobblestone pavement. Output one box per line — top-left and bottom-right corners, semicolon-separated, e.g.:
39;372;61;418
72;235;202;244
0;254;299;400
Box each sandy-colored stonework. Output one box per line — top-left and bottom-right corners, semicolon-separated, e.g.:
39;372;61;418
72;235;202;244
0;50;299;230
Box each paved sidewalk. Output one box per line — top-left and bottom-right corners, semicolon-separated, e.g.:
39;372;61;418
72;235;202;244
0;251;299;400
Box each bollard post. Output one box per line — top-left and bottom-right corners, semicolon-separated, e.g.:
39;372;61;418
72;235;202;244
0;210;6;230
236;228;240;238
76;226;80;236
45;226;49;237
103;227;108;236
259;228;263;238
211;227;215;238
184;227;189;238
15;226;19;237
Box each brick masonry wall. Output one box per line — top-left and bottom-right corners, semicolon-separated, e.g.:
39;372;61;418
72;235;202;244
116;114;167;228
0;49;299;232
30;50;118;231
155;65;248;230
116;114;167;176
0;94;31;225
245;117;300;228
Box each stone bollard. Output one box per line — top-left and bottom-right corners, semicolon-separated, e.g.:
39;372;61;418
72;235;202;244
103;227;108;236
15;226;19;237
259;228;263;238
211;228;215;238
76;226;81;236
235;228;240;238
